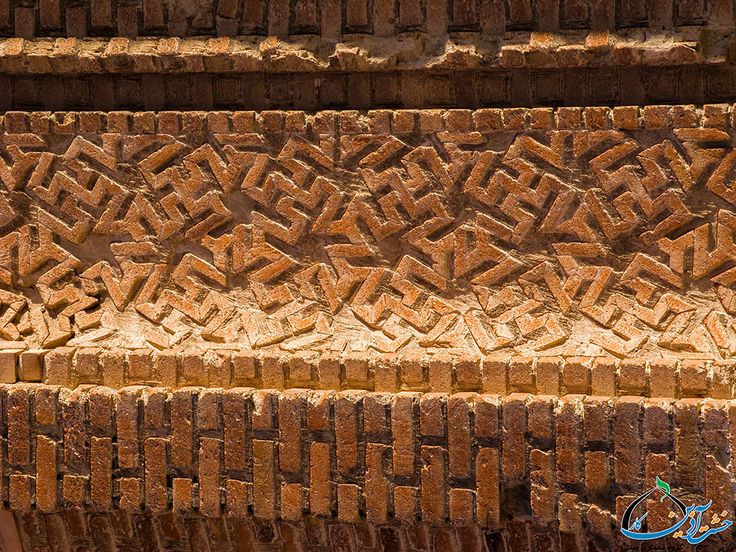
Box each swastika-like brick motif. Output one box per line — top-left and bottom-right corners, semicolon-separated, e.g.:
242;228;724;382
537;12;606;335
1;107;736;363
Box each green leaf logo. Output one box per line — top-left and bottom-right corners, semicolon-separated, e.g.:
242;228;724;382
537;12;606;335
656;476;671;495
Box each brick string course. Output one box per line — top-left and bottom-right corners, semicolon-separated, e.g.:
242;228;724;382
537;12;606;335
3;0;734;39
1;383;734;551
4;348;736;399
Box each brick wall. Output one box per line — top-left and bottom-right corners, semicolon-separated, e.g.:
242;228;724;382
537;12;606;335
1;383;733;550
3;0;736;547
2;0;732;39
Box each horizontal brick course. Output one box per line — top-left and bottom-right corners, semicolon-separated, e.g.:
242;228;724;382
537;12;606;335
0;67;735;110
7;349;730;398
0;0;729;39
1;105;735;136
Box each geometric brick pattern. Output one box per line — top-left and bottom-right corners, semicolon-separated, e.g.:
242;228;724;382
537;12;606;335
4;0;736;549
2;384;735;551
1;107;736;361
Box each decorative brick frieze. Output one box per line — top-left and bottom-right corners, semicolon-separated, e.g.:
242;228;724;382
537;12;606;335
1;0;735;550
1;108;735;363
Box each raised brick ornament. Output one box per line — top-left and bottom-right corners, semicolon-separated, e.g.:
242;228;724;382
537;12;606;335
1;1;736;551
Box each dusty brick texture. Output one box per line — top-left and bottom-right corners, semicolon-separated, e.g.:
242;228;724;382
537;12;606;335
0;107;735;363
0;384;730;551
2;0;736;548
0;0;732;39
2;349;733;398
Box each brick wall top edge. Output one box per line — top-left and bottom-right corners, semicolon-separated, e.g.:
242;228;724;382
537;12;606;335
0;33;725;74
2;0;734;40
0;105;733;133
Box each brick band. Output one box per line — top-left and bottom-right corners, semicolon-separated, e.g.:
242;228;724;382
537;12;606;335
3;65;736;111
3;0;731;39
0;383;733;548
0;348;732;398
1;108;735;363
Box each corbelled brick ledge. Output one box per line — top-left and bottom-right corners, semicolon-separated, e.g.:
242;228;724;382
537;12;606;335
0;349;732;398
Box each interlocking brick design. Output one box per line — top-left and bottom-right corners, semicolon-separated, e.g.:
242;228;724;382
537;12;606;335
3;0;736;547
0;383;734;551
0;107;735;364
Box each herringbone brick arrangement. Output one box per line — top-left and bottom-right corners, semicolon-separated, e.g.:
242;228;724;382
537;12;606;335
1;1;736;551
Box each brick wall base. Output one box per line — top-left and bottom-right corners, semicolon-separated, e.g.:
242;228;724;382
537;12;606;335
21;512;720;552
0;384;732;550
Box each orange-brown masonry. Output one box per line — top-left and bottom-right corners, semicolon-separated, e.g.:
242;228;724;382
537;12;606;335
3;1;736;549
1;384;734;543
1;107;736;363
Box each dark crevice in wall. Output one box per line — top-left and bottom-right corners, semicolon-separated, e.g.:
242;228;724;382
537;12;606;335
1;65;734;112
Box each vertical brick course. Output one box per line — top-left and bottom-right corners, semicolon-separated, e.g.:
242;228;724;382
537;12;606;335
0;383;730;545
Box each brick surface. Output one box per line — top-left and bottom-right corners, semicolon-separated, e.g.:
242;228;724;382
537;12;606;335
0;384;728;548
3;2;736;548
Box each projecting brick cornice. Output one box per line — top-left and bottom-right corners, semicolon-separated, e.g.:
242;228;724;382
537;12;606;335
0;32;728;74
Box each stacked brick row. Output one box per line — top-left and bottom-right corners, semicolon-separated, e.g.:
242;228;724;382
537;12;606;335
4;348;734;399
3;104;736;136
3;0;733;39
1;384;733;545
2;66;735;111
0;67;730;112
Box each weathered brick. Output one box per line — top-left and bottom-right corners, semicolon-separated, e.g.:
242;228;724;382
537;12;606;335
501;394;527;481
674;399;703;489
310;441;332;516
614;397;642;491
391;393;418;477
198;437;222;516
420;446;446;523
35;436;57;512
530;449;555;523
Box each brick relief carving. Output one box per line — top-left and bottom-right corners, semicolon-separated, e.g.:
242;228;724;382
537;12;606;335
1;108;735;363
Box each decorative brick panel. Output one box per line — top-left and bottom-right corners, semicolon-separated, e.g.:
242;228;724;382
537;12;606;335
0;108;735;366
